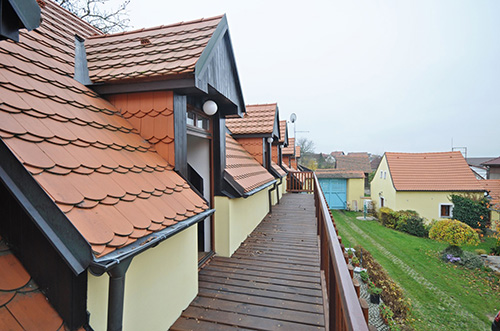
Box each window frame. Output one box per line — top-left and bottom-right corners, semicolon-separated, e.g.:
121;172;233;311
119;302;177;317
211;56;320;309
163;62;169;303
439;203;453;218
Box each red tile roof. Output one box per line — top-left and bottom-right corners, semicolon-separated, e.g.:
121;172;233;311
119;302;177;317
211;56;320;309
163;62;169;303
331;151;345;157
0;235;74;330
336;154;371;173
279;120;287;144
283;138;295;155
483;179;500;210
86;16;223;83
225;134;275;193
271;161;287;177
315;170;365;179
385;152;484;192
225;103;277;135
483;156;500;166
0;1;208;257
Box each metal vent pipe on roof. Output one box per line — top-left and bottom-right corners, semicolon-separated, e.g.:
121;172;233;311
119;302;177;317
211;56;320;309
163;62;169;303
74;35;92;85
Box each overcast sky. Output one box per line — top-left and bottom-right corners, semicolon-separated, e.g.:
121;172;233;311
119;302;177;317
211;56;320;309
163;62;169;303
122;0;500;157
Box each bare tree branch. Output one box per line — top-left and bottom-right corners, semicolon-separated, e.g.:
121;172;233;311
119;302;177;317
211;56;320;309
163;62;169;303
54;0;131;34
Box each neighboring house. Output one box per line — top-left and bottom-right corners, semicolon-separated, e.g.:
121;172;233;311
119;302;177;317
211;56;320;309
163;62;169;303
466;157;493;180
225;103;286;201
370;154;382;172
482;156;500;179
483;180;500;231
316;170;365;211
371;152;485;221
0;2;277;330
336;152;372;188
283;137;296;169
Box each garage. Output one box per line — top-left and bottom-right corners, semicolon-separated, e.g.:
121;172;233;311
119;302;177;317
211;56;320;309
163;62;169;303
315;170;366;211
318;178;347;209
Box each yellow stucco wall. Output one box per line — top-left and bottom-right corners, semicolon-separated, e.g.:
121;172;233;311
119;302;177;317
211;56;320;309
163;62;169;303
347;178;365;211
370;155;397;210
214;187;270;257
490;210;499;231
270;179;285;205
87;226;198;331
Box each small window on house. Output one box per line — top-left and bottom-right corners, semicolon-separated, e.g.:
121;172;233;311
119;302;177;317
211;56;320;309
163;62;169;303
186;111;209;131
383;171;387;179
187;112;195;126
380;171;383;179
439;204;453;218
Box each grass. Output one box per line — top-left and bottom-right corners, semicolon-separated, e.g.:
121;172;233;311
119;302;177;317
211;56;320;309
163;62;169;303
332;210;500;331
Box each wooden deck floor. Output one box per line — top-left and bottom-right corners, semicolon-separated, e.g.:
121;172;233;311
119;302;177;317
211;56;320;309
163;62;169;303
171;193;325;330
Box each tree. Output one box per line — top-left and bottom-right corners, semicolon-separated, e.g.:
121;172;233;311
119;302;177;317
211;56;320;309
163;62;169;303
296;137;315;155
55;0;131;33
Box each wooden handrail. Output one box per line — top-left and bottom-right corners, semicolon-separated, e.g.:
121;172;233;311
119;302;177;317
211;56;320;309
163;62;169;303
313;173;369;331
287;171;314;192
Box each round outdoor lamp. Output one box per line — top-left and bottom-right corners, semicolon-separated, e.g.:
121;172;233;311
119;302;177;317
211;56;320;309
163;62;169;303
267;137;273;144
202;100;218;116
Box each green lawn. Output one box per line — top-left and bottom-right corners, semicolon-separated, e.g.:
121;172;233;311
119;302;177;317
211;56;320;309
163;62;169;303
332;210;500;331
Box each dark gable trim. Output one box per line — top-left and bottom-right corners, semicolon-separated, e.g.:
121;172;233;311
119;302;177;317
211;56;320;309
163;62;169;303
174;93;188;177
0;0;41;41
195;15;245;118
0;140;92;274
272;105;280;139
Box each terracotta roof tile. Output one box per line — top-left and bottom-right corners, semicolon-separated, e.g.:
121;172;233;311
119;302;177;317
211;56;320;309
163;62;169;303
0;2;208;257
86;16;223;83
296;146;301;158
0;236;66;330
279;120;287;144
335;154;371;173
226;103;277;135
225;134;274;193
271;161;286;177
315;169;365;179
386;152;484;191
283;137;295;155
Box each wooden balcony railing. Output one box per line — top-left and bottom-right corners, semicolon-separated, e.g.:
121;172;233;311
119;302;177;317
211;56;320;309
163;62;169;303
287;171;314;192
313;173;370;331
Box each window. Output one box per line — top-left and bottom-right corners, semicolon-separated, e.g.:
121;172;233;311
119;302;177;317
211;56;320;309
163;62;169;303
380;171;383;178
439;204;453;218
186;111;209;131
383;171;387;179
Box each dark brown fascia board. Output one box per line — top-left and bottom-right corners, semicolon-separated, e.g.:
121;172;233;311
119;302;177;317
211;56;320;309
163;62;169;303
90;76;196;95
231;133;269;139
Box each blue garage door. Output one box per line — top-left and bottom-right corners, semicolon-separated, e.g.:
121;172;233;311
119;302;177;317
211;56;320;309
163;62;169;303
319;178;347;209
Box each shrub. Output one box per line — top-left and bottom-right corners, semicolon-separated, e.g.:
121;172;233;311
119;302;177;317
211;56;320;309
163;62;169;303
368;281;382;295
474;249;487;255
458;251;484;269
450;194;490;232
398;215;428;237
429;219;480;247
379;207;399;229
356;245;411;321
490;238;500;256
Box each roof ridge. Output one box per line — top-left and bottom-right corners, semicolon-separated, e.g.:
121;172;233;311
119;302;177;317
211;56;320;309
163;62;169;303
88;14;224;40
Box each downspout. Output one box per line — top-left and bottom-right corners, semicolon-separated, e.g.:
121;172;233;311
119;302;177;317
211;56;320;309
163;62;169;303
107;258;132;331
277;177;282;204
268;181;276;214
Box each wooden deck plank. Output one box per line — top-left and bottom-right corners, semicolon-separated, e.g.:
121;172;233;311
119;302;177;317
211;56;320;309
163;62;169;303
190;296;324;327
174;193;324;330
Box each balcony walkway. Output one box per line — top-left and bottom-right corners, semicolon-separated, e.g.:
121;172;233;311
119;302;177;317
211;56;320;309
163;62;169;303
171;193;325;330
